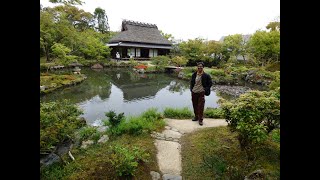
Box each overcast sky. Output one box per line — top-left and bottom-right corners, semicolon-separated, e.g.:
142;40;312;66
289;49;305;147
40;0;280;41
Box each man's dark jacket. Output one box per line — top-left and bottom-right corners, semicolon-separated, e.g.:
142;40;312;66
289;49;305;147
190;72;213;96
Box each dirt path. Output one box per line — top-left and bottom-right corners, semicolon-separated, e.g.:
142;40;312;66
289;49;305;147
151;118;228;180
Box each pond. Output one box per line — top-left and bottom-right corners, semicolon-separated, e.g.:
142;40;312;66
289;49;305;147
40;68;259;126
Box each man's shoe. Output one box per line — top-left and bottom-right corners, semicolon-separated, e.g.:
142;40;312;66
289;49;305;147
199;120;203;126
192;117;198;121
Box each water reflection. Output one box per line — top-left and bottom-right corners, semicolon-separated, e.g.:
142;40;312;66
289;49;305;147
41;68;237;125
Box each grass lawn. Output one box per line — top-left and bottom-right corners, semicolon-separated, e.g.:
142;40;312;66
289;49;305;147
181;126;280;179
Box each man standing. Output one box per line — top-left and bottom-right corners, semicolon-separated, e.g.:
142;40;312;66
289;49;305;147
116;52;120;62
190;62;212;126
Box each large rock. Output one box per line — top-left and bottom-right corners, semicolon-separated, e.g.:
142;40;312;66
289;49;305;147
150;171;161;180
81;140;94;149
244;169;265;180
40;153;61;167
98;135;109;144
91;63;103;69
97;126;109;133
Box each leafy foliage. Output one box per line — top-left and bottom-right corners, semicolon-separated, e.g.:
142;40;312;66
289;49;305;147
204;108;225;118
94;7;109;34
163;107;193;119
171;56;188;67
40;4;113;62
220;90;280;150
108;145;150;177
247;30;280;65
150;56;170;72
105;110;125;127
40;100;85;153
78;126;98;142
107;109;165;136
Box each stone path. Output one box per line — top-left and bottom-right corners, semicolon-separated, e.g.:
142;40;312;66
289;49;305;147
150;118;228;180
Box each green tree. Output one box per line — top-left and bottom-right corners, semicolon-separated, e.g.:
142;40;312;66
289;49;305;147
266;22;280;31
94;7;110;34
160;30;174;42
222;34;248;61
40;10;56;61
40;4;111;61
53;5;95;31
49;0;83;5
266;16;280;32
247;30;280;66
51;43;71;59
171;56;188;67
179;38;206;65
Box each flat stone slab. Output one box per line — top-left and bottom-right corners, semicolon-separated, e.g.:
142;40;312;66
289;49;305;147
155;140;181;175
162;130;182;139
165;118;228;134
162;174;182;180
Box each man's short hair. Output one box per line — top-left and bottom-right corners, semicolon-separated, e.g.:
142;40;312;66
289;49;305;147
197;62;204;67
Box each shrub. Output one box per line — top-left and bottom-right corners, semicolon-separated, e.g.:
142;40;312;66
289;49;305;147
145;66;157;72
140;108;163;121
271;129;280;143
151;56;170;68
128;58;138;66
269;71;280;90
220;90;280;150
40;100;85;153
108;145;150;177
107;108;165;136
78;126;97;141
163;107;193;119
204;108;225;118
171;56;188;67
210;69;225;77
105;111;125;127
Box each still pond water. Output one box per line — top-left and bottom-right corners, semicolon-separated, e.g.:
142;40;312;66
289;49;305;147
41;68;248;126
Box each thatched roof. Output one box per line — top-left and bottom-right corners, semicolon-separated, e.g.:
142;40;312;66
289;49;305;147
109;20;172;45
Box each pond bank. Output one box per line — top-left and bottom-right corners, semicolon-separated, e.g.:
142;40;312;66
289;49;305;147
40;73;87;95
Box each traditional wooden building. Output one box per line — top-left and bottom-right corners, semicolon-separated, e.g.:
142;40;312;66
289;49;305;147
107;20;172;60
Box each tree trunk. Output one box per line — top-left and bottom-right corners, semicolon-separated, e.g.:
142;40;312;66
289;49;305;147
44;41;50;62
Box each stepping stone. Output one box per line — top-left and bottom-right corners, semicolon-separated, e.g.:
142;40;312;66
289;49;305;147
162;130;182;139
155;140;181;175
162;174;182;180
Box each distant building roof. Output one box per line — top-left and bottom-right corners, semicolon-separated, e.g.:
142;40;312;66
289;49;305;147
108;20;172;46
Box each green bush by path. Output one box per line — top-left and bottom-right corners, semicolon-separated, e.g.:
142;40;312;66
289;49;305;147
106;108;165;136
109;145;150;177
220;90;280;150
204;108;225;118
163;107;193;119
40;100;85;154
